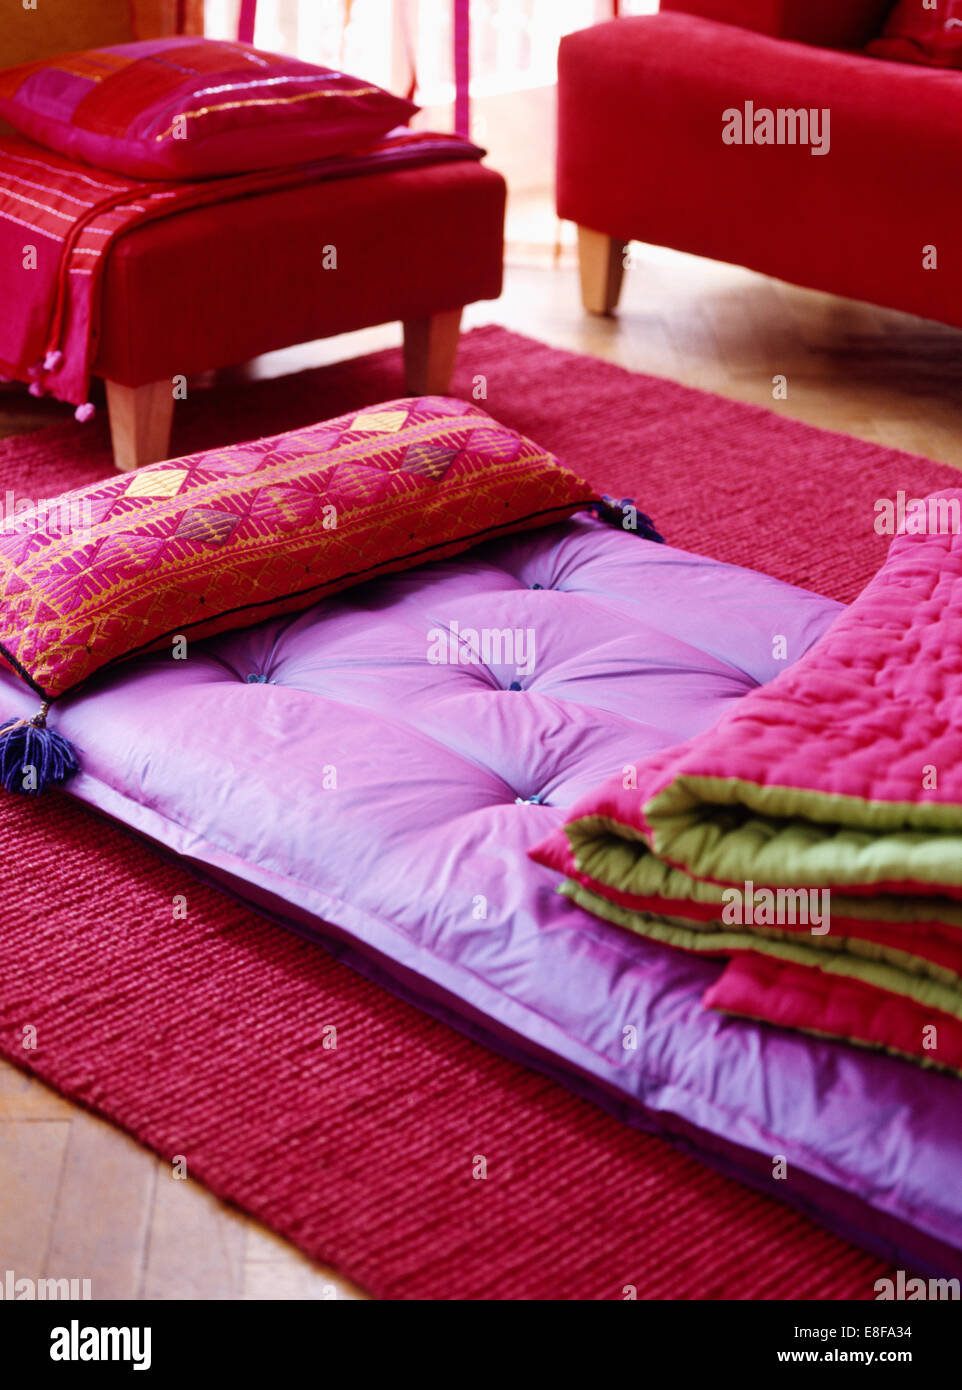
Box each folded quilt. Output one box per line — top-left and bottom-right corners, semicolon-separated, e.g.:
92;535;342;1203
531;493;962;1075
0;127;482;410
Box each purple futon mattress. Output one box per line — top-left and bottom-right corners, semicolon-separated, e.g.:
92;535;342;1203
5;515;961;1277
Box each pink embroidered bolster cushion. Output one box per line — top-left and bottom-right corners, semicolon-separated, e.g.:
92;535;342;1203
0;397;596;702
0;37;417;180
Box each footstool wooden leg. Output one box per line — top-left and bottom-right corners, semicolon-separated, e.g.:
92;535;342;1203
577;226;628;315
402;308;463;395
104;378;175;472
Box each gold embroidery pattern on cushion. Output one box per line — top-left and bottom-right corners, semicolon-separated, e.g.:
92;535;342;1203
125;468;188;498
349;410;410;434
153;86;378;142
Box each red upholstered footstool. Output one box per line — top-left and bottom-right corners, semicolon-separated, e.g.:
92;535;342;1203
94;159;505;469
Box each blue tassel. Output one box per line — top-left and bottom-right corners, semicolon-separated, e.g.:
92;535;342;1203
588;495;665;544
0;702;80;795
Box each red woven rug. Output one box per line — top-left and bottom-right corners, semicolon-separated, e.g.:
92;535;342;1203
2;326;959;1300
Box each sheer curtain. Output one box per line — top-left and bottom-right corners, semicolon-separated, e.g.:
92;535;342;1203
206;0;402;92
205;1;659;252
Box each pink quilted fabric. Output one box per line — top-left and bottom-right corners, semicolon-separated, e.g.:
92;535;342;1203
578;495;962;833
533;493;962;1072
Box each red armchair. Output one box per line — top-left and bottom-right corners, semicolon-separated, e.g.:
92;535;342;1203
556;1;962;331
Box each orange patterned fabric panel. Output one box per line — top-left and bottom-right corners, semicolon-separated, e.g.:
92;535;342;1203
0;397;595;701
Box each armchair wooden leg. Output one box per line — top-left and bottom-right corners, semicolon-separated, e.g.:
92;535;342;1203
402;308;463;395
104;378;175;472
577;226;628;315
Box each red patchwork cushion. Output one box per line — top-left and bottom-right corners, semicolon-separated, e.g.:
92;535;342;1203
0;397;595;701
0;36;417;179
867;0;962;67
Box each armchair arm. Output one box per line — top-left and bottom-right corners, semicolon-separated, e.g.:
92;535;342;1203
659;0;892;49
